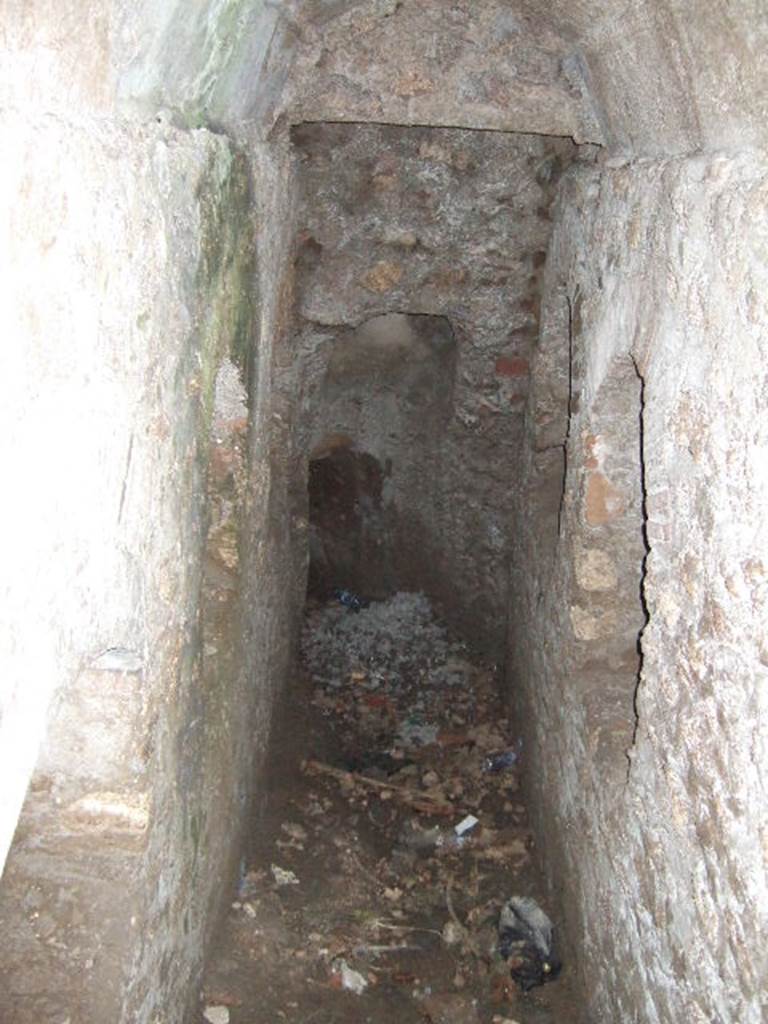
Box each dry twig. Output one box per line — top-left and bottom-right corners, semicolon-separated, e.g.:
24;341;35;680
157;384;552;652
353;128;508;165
303;759;456;815
445;880;482;958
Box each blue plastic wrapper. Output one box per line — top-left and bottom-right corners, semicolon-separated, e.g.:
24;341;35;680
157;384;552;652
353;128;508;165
483;749;520;770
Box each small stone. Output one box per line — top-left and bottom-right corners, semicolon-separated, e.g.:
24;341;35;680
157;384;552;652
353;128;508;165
570;604;618;641
337;959;368;995
203;1007;230;1024
584;470;625;525
395;70;434;97
419;140;451;163
421;991;479;1024
373;172;399;192
575;548;618;591
280;822;308;842
495;355;529;378
270;864;299;887
383;228;418;248
360;260;403;293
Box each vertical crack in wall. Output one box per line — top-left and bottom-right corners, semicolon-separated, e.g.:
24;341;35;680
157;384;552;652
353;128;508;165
557;292;575;537
117;432;134;526
627;354;650;780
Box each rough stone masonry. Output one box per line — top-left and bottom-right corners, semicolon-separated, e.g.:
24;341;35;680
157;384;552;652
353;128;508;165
1;2;766;1023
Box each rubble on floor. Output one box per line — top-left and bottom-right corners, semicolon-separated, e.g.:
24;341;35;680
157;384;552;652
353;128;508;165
196;594;580;1024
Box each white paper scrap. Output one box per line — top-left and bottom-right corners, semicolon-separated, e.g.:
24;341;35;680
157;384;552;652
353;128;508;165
454;814;479;836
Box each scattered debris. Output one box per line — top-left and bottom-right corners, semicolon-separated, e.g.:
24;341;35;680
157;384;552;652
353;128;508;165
302;591;466;691
481;749;524;770
270;864;300;887
421;991;480;1024
444;882;481;958
334;959;369;994
304;759;456;816
498;896;561;991
441;920;464;947
397;719;440;748
333;587;369;612
434;830;467;852
200;593;574;1023
236;867;262;899
454;814;480;837
277;821;307;851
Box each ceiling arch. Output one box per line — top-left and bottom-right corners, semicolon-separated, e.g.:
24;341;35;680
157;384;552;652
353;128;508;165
115;0;768;154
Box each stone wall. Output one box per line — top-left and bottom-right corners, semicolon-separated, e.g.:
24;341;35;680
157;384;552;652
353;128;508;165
0;107;275;1023
291;121;576;653
304;312;456;600
545;0;768;155
238;135;305;795
510;150;768;1023
0;1;306;1016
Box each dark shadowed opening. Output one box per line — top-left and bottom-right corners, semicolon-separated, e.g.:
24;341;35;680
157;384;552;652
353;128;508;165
307;442;389;600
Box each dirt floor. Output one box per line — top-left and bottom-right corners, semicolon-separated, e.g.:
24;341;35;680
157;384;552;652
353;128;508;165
195;594;586;1024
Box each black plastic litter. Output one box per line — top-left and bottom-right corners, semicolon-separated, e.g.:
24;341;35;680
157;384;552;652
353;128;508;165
497;896;561;991
333;588;369;613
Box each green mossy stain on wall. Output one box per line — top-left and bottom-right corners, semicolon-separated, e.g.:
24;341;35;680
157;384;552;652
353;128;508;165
196;145;256;429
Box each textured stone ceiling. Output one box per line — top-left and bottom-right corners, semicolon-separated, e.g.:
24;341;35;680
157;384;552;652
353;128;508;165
286;0;602;142
282;0;768;152
110;0;768;154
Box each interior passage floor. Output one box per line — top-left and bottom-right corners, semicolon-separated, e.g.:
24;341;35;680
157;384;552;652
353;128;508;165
196;594;585;1024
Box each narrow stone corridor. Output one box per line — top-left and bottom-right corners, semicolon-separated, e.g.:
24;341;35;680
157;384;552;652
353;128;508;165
198;594;580;1024
2;3;768;1023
